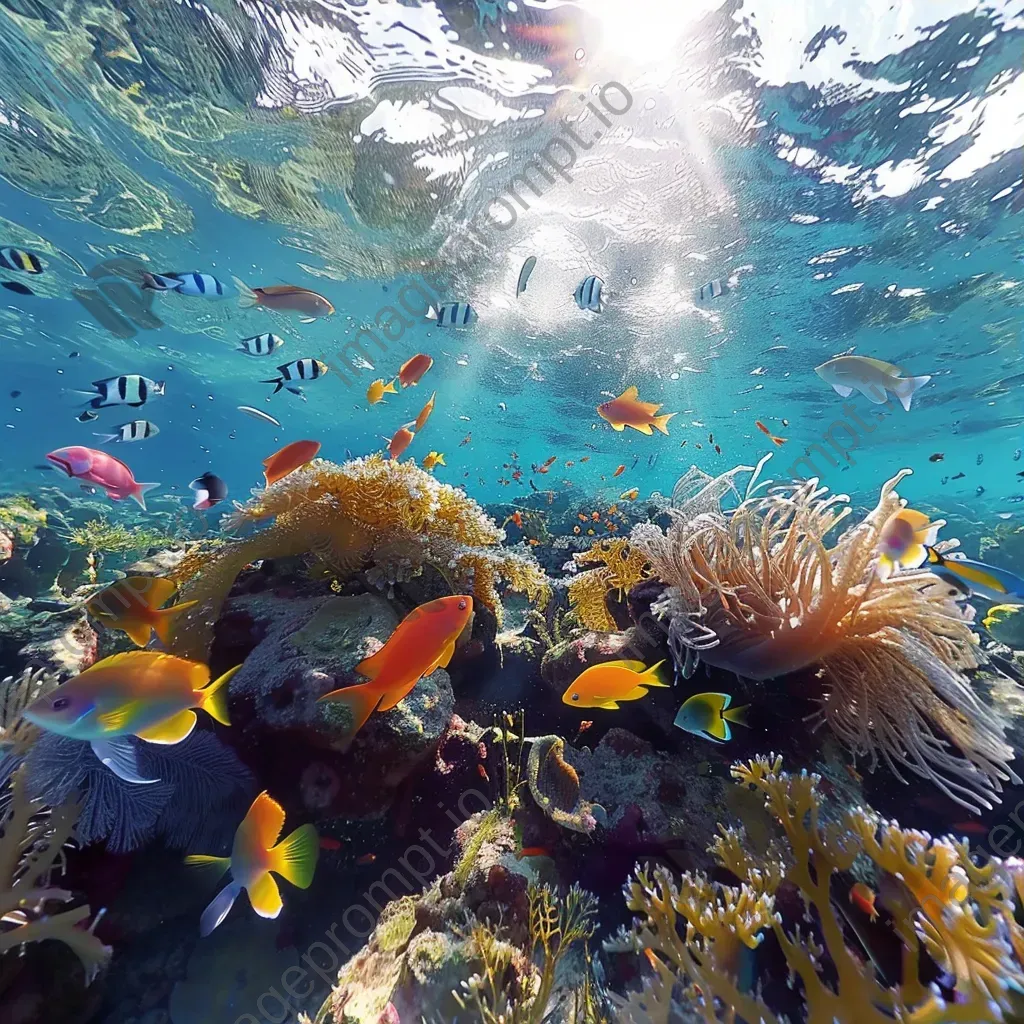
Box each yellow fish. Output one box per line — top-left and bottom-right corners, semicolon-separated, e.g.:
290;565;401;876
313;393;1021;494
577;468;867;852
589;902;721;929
186;791;318;936
562;659;669;709
596;386;676;435
619;487;639;501
366;378;397;405
877;508;938;570
422;451;446;471
674;692;749;743
85;576;197;648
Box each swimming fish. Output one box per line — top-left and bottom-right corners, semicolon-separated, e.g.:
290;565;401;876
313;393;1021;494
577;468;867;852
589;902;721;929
951;472;966;480
755;421;787;446
22;651;239;784
237;334;284;357
814;356;931;412
562;660;669;709
673;692;749;743
190;471;228;510
77;375;165;409
143;272;225;297
398;354;434;387
597;387;675;435
46;446;158;509
516;256;537;297
612;465;626;477
929;453;944;463
459;432;472;447
318;596;474;742
237;406;281;427
263;440;321;486
76;410;98;423
367;378;397;405
414;391;436;432
261;358;329;395
234;279;335;318
699;279;722;301
982;604;1024;644
574;275;604;312
619;487;639;500
426;303;477;327
85;576;197;648
0;247;42;273
94;419;159;444
422;451;445;471
1;281;33;296
877;508;938;570
924;546;1024;604
185;791;318;937
388;423;416;460
849;882;878;922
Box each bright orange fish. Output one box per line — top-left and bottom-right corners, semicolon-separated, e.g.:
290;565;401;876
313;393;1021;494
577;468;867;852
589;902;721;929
849;882;878;921
388;423;416;460
399;354;433;387
414;391;436;432
505;511;523;529
318;596;474;741
613;465;626;478
591;511;600;521
85;576;197;648
263;440;321;486
755;421;787;446
563;660;669;709
597;386;676;435
516;846;552;859
186;791;319;936
620;488;639;500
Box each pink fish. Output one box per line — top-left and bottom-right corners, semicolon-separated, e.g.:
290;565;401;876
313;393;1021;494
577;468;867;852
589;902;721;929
46;446;158;509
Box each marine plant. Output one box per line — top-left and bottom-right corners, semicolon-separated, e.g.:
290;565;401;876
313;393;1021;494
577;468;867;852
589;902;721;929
609;753;1024;1023
631;468;1015;812
67;518;180;556
168;455;551;659
567;539;650;632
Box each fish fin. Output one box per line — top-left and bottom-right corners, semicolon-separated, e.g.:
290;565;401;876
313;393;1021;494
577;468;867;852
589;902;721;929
899;509;932;532
617;386;639;402
652;413;675;435
199;881;241;936
621;686;650;700
150;600;199;646
722;703;750;728
131;482;159;511
260;378;285;394
600;659;647;673
899;543;926;570
119;618;156;648
383;379;398;394
270;823;319;889
233;277;259;309
96;701;143;732
598;700;621;709
631;423;654;435
641;660;671;687
243;791;286;849
247;873;283;919
92;433;119;444
437;455;446;466
425;306;437;320
183;854;231;881
609;421;625;431
317;681;383;740
91;736;160;784
437;638;457;670
704;717;731;742
830;383;855;397
196;664;241;726
893;374;931;412
136;708;197;744
353;648;386;681
861;384;889;405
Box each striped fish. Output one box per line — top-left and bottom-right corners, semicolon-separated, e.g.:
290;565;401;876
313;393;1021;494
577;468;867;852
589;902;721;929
699;279;723;301
427;302;478;327
94;420;160;444
574;275;603;312
0;248;42;274
81;375;165;409
262;358;329;395
143;272;225;296
237;333;284;356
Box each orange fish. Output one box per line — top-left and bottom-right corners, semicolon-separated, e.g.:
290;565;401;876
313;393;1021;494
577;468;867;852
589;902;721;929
319;837;343;851
185;791;319;936
849;882;878;921
235;279;335;318
592;511;600;521
399;354;433;387
85;576;197;649
565;461;575;468
755;421;787;446
477;764;490;782
318;596;474;741
613;464;626;477
356;853;377;866
516;846;552;859
388;423;416;460
528;538;540;546
597;386;676;436
504;511;524;529
459;433;472;447
263;440;321;486
844;764;863;784
620;488;639;501
414;391;436;432
576;720;594;737
563;659;669;709
580;456;590;463
512;468;523;481
366;378;397;405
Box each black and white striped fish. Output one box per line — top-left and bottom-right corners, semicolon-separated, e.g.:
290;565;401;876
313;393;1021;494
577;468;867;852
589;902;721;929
427;302;478;327
78;375;165;408
237;333;284;356
94;419;159;444
699;279;723;301
0;248;42;274
574;276;603;312
261;358;328;395
142;272;225;296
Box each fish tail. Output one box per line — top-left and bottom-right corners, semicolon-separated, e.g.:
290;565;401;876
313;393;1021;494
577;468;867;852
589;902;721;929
197;664;242;726
131;481;160;511
269;823;319;889
437;454;446;466
641;660;671;687
722;703;750;728
317;681;384;742
383;378;398;394
183;853;231;879
233;276;259;309
261;378;284;394
92;432;119;444
652;412;676;435
151;600;199;647
893;374;931;412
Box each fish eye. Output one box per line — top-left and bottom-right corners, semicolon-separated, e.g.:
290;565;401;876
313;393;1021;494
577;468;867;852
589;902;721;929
571;693;579;701
458;599;467;611
52;696;70;711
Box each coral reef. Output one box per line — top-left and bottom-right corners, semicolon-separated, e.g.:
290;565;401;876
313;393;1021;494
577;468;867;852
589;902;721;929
0;495;47;548
567;539;650;632
631;469;1017;812
527;735;605;834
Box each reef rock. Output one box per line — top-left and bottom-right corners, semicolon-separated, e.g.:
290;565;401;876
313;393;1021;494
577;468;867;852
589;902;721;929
17;606;97;679
539;627;640;694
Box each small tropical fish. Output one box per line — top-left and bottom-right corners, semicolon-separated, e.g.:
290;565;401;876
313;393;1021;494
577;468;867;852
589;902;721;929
977;486;985;496
516;256;537;297
23;651;238;784
591;511;600;521
714;444;722;455
237;334;284;357
94;419;159;444
76;410;98;423
1;281;33;296
388;423;416;460
356;853;377;866
619;487;639;500
505;511;523;530
925;546;1024;604
951;472;965;480
190;471;228;510
580;456;590;463
612;465;626;478
85;576;197;648
814;356;931;412
367;378;397;405
77;375;165;409
414;391;436;432
237;406;281;427
262;358;328;395
477;764;490;782
755;421;786;446
929;453;944;462
516;846;552;859
185;791;318;937
565;460;575;468
699;279;722;301
459;432;472;446
573;525;581;534
422;451;445;471
574;275;604;312
46;446;158;509
877;508;938;570
673;692;749;743
263;440;320;486
143;272;226;296
977;453;984;466
1016;449;1022;462
318;596;474;742
398;354;434;387
598;387;675;436
0;247;42;273
562;660;669;709
849;882;878;922
427;303;477;327
234;279;335;318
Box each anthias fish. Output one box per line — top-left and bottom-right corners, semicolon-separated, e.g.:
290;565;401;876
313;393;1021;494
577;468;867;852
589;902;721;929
674;692;749;743
318;596;474;742
46;446;158;509
422;451;445;470
85;576;197;648
398;354;433;387
185;791;318;937
262;440;321;486
563;660;669;709
814;356;931;412
367;378;397;405
388;423;416;460
235;278;335;318
597;387;675;435
414;391;436;432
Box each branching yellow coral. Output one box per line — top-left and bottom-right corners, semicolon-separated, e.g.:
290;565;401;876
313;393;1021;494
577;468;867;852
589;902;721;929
168;456;550;659
567;540;650;632
611;754;1024;1024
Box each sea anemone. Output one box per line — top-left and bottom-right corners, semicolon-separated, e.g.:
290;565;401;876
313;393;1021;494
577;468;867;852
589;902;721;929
631;467;1016;812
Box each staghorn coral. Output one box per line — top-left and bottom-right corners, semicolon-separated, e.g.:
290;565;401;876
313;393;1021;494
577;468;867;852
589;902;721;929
567;539;651;632
610;754;1024;1024
169;456;550;659
632;468;1016;812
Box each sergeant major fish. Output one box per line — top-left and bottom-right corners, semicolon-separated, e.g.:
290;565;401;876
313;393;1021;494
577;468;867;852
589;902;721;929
237;334;284;357
77;375;165;409
261;359;328;395
426;303;477;327
94;420;159;444
142;272;226;296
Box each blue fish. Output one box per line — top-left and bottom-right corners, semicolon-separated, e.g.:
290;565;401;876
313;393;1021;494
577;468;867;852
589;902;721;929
925;547;1024;604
